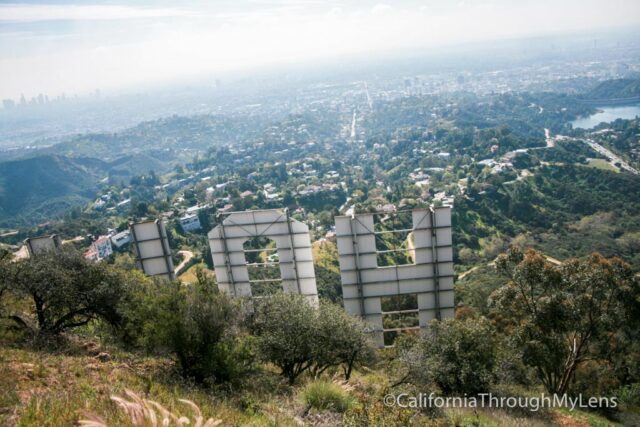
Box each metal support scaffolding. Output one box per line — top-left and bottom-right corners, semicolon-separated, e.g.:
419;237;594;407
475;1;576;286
285;208;302;294
217;214;237;297
335;207;455;347
430;208;442;320
349;214;366;319
130;219;175;281
208;209;318;303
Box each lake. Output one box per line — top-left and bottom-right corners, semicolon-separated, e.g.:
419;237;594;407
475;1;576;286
571;105;640;129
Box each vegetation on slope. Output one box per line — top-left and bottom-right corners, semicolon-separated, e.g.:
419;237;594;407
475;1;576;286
0;155;101;227
455;164;640;269
1;246;639;426
583;78;640;100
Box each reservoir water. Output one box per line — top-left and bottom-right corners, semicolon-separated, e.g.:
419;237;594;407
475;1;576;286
571;105;640;129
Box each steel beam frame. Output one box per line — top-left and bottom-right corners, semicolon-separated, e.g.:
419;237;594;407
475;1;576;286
335;207;455;347
208;208;318;304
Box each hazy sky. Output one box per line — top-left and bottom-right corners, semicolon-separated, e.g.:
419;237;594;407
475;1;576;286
1;0;639;99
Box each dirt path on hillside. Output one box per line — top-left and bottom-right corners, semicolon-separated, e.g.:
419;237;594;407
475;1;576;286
175;250;194;275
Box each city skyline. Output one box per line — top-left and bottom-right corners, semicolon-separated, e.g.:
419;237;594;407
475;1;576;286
1;0;640;100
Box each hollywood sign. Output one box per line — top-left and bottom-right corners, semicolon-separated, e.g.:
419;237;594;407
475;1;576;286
127;207;454;347
334;207;454;346
207;209;318;304
130;219;175;281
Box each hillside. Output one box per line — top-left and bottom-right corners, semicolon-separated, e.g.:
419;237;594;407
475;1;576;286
454;164;640;269
0;155;101;226
0;343;625;427
39;115;267;165
584;78;640;100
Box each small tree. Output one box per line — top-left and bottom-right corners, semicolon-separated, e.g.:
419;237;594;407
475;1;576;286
254;294;375;384
121;269;254;384
252;293;318;384
492;246;640;394
1;249;125;335
0;248;12;300
313;301;375;380
0;248;11;318
399;317;496;395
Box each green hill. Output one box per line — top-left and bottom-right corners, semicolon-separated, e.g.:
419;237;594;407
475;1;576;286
42;115;259;162
454;164;640;268
584;78;640;100
0;155;101;226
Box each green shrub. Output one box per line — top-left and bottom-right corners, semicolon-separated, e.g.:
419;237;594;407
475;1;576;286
494;339;534;386
119;269;255;385
492;247;640;395
313;301;376;380
302;380;354;412
252;293;318;385
252;293;374;384
571;360;621;398
616;383;640;407
400;317;496;395
0;249;128;336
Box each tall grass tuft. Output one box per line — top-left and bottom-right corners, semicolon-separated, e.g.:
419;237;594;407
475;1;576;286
302;379;355;413
78;389;222;427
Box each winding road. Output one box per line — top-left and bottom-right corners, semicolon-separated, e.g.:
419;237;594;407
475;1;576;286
175;250;194;275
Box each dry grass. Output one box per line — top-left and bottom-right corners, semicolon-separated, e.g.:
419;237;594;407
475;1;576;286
0;341;627;426
586;158;619;172
178;263;214;285
443;407;548;427
79;389;222;427
0;344;294;426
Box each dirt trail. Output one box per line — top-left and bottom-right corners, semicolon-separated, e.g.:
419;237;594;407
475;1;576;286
458;253;561;280
175;250;194;275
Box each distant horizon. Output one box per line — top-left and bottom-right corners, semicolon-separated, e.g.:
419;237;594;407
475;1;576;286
1;26;639;105
1;0;640;100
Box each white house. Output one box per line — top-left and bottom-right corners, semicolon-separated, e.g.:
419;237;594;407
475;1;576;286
111;230;131;248
180;213;202;232
92;236;113;259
